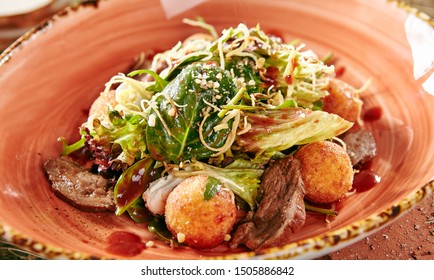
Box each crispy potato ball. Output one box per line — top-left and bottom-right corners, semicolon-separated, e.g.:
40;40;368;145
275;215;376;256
322;78;363;131
87;90;118;127
295;141;353;204
165;174;237;249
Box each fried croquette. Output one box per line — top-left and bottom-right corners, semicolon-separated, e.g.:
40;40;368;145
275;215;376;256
295;141;353;204
322;78;363;130
165;174;237;249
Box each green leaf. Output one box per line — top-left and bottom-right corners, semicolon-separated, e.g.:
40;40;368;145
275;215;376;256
173;161;264;210
276;99;298;109
204;176;221;201
235;108;353;157
114;157;160;216
312;100;324;111
91;111;148;166
126;197;153;223
165;53;210;81
320;52;334;64
148;217;178;245
226;58;263;95
128;69;168;92
58;136;86;156
304;200;337;216
146;63;237;163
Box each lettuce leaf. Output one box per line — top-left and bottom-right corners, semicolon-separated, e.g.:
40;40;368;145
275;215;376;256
173;161;264;210
235;108;353;157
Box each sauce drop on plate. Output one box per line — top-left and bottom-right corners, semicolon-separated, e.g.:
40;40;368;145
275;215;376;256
363;106;383;122
106;231;146;257
353;170;381;193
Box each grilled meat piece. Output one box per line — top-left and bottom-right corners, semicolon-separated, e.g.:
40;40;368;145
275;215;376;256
43;157;115;212
342;129;377;167
230;156;306;250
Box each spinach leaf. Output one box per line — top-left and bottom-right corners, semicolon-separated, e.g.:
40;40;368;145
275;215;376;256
148;217;179;245
226;58;263;95
146;63;237;163
126;197;153;223
165;53;211;81
113;157;161;216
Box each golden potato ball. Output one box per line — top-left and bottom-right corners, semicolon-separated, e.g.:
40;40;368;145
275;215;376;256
87;90;117;126
322;78;363;131
165;174;237;249
295;141;354;204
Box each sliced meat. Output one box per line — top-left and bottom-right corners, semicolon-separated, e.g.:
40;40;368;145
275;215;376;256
230;156;306;250
43;157;115;212
342;129;377;167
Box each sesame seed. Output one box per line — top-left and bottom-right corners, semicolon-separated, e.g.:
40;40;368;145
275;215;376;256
168;107;176;117
32;243;43;251
148;114;156;127
146;241;155;247
177;233;186;243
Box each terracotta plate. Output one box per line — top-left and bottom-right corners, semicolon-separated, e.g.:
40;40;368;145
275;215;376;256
0;0;433;259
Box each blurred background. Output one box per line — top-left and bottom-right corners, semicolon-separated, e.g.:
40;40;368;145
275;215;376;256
0;0;433;52
0;0;433;260
0;0;81;50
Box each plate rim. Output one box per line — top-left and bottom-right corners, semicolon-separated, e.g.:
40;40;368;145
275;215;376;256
0;0;433;260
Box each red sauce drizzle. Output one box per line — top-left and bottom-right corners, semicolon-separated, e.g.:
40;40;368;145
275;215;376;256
115;160;161;210
106;231;146;257
363;106;383;122
116;173;145;209
261;66;280;87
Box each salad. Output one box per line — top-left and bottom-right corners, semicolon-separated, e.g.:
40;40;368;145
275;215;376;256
44;19;376;251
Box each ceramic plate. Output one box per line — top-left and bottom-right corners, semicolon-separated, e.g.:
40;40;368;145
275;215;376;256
0;0;433;259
